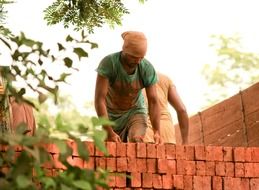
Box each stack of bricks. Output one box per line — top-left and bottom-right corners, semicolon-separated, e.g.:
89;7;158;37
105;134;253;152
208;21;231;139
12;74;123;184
2;141;259;189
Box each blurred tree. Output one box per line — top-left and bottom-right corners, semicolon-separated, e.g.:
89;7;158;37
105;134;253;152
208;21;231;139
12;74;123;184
201;34;259;108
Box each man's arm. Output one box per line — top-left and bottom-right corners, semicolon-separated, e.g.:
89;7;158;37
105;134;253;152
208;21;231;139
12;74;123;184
94;74;121;142
145;84;162;143
168;85;189;144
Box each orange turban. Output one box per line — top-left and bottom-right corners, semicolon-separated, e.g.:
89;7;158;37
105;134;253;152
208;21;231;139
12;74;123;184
121;31;147;57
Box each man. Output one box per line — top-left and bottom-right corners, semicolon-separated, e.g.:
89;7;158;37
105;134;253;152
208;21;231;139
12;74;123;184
94;31;161;143
144;72;189;144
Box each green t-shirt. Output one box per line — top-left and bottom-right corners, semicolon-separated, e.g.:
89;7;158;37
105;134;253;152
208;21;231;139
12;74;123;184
96;51;158;131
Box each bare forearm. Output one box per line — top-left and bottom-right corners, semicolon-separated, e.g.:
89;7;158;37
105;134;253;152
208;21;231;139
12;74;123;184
149;102;161;133
177;111;189;144
95;100;113;133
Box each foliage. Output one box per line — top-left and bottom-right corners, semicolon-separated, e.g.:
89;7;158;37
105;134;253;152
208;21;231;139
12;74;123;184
201;34;259;107
0;117;112;190
44;0;129;32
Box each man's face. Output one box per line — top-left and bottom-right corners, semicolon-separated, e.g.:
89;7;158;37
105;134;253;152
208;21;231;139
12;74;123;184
124;53;144;69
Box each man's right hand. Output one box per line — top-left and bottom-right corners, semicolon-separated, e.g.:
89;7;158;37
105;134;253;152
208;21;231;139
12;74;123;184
106;131;121;142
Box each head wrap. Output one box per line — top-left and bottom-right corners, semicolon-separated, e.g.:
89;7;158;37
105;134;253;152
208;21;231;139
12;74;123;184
121;31;147;57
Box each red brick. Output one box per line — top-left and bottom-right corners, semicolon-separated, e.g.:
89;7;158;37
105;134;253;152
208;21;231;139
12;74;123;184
234;147;245;162
195;145;206;160
185;146;195;160
185;161;196;175
223;177;234;190
106;157;116;172
235;163;244;177
95;147;104;157
156;144;165;159
152;173;163;189
84;141;95;156
196;161;206;176
173;175;184;190
176;160;185;175
147;158;156;173
206;161;215;176
167;160;176;174
162;174;173;189
223;147;233;161
254;163;259;177
70;141;78;156
250;178;259;190
225;162;234;177
234;178;249;190
146;143;157;158
131;172;141;187
165;143;176;159
117;157;127;172
116;143;126;157
71;157;84;168
142;173;153;188
215;162;225;176
115;173;126;187
41;143;53;153
127;143;136;158
212;176;223;190
84;157;95;169
245;147;252;162
108;174;116;187
106;142;116;157
206;146;223;161
95;157;106;169
157;159;168;173
183;175;193;190
176;145;185;160
252;147;259;162
127;157;137;172
52;144;60;154
136;158;147;172
193;176;211;190
136;143;146;158
244;163;254;177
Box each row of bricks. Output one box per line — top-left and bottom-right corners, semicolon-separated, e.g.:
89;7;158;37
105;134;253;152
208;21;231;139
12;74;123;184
1;165;259;190
2;141;259;162
42;154;259;178
31;169;259;190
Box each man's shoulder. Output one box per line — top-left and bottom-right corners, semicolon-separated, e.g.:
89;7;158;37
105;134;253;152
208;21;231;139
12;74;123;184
100;52;120;65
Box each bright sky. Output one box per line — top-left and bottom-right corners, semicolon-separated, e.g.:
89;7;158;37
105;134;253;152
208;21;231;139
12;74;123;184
2;0;259;116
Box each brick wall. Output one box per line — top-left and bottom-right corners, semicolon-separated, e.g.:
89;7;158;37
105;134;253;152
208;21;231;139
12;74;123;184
3;141;259;190
175;82;259;147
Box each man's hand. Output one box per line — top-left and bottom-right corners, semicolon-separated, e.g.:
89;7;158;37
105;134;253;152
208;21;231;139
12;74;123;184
106;131;121;142
153;131;163;144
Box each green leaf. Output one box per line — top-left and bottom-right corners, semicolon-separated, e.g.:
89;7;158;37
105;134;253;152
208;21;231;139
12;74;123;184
72;180;92;190
16;175;31;188
73;47;88;60
66;35;73;42
41;177;56;189
76;140;89;160
38;92;48;104
64;57;73;68
58;43;65;51
54;140;67;154
93;130;107;155
0;37;11;49
91;117;114;127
